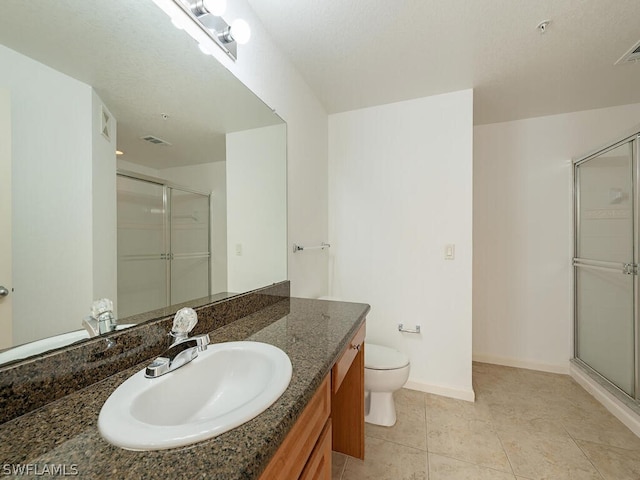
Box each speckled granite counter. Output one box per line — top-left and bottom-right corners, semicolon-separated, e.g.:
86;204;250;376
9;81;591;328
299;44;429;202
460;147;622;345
0;298;369;479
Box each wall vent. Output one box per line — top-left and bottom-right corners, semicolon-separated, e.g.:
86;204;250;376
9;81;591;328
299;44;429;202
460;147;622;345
615;40;640;65
140;135;172;146
101;106;111;140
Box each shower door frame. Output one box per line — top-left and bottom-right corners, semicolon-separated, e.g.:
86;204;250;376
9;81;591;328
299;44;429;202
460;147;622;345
573;131;640;403
117;170;212;311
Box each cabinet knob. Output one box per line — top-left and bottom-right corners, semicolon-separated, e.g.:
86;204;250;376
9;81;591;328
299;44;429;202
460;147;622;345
351;343;361;351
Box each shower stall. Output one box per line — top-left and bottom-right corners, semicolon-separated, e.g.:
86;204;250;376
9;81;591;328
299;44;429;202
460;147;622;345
573;129;640;408
116;172;211;318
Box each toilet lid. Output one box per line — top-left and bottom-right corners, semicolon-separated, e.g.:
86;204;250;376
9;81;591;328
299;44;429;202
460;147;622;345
364;343;409;370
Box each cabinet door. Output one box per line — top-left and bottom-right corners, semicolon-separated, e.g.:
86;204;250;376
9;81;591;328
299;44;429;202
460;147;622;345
332;322;365;459
259;376;330;480
300;420;332;480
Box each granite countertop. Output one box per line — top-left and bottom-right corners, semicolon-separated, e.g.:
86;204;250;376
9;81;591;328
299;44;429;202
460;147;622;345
0;298;369;479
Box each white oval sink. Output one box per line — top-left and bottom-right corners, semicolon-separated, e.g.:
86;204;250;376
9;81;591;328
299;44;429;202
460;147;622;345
98;341;292;451
0;324;134;365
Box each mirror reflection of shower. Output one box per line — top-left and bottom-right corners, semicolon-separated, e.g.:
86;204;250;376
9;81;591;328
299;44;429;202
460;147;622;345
117;173;212;318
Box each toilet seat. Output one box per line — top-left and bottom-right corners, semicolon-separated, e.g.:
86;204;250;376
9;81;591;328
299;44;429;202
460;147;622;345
364;343;409;370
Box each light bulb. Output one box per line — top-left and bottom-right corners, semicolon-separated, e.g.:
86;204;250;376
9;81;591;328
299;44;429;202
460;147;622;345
229;19;251;45
198;43;214;56
202;0;226;16
170;16;185;30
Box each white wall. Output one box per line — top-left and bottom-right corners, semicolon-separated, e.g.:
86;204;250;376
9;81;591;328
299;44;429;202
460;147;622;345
1;44;95;344
154;0;330;298
0;89;12;350
329;90;475;401
473;102;640;373
91;92;118;310
226;124;287;292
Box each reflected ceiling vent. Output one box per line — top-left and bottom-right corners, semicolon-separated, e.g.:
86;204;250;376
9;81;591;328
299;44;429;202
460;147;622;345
140;135;172;146
615;40;640;65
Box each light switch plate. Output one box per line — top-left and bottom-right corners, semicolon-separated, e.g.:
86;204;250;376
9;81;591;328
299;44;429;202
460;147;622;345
444;244;455;260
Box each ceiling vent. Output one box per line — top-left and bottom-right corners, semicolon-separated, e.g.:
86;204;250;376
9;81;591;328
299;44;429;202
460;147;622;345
616;40;640;65
140;135;172;146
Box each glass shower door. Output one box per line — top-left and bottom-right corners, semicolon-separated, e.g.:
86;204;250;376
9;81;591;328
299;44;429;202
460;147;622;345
169;188;211;305
117;176;168;318
574;140;636;397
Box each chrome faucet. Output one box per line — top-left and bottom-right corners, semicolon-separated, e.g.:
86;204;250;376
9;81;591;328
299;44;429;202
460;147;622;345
145;307;210;378
82;298;117;337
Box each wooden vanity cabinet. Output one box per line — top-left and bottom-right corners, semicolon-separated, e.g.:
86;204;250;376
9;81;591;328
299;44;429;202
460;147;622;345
299;420;332;480
331;322;365;460
259;376;331;480
259;321;366;480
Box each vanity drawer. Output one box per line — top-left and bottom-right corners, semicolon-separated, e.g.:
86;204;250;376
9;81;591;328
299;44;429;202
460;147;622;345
259;375;330;480
332;322;365;394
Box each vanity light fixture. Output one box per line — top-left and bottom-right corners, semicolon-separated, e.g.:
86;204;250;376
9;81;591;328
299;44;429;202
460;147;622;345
191;0;227;17
155;0;251;61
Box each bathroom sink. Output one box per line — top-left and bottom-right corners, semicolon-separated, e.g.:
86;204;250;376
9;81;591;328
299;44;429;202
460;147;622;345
0;324;134;365
98;341;292;451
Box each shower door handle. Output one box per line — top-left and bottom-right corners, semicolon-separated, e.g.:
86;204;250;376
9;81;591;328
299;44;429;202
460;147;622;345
573;258;637;275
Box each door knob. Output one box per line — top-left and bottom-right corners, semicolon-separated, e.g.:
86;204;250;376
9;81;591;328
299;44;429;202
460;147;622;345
0;286;9;297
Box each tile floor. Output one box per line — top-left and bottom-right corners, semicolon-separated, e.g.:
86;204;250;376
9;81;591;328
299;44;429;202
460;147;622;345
332;362;640;480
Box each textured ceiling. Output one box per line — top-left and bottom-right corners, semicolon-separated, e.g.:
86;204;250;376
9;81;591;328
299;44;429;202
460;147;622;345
0;0;282;169
247;0;640;125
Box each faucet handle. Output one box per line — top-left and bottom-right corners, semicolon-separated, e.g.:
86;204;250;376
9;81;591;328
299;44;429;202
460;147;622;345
170;307;198;342
91;298;114;318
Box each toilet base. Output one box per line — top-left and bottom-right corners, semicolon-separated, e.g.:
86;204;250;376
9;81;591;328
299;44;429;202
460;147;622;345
364;390;397;427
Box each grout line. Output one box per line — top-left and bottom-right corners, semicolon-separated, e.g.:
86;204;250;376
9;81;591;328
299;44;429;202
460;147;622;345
429;451;519;478
338;455;347;480
566;432;606;480
494;430;517;477
364;433;426;453
424;395;430;478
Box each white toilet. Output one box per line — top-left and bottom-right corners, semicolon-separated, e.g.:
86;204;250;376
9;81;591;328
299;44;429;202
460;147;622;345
317;296;410;427
364;343;410;427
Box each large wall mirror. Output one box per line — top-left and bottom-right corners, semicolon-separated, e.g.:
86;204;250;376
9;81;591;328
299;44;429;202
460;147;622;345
0;0;288;366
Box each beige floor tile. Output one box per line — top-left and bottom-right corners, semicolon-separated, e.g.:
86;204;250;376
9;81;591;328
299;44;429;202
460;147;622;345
427;418;512;473
487;398;569;436
342;436;428;480
561;409;640;451
332;452;347;480
426;392;492;426
428;453;516;480
498;428;603;480
347;364;639;480
365;389;427;450
396;387;429;406
576;439;640;480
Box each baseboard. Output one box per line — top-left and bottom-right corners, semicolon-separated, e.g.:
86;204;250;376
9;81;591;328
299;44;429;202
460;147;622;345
570;363;640;438
403;380;476;402
473;353;570;375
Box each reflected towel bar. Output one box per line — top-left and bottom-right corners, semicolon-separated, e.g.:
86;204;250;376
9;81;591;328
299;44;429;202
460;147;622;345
398;324;421;334
292;242;331;253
